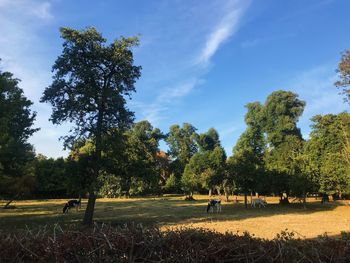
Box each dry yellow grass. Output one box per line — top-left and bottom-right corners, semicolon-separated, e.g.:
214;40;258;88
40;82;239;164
1;195;349;239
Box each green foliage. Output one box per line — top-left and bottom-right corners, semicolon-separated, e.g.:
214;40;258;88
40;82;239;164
98;172;122;198
182;128;226;195
0;68;38;199
163;173;179;192
40;27;141;199
262;91;306;197
305;112;350;195
262;90;305;147
34;156;67;197
228;102;265;196
196;128;220;151
166;123;198;176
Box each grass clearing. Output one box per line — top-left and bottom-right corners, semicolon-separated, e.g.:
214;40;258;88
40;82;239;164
1;195;349;239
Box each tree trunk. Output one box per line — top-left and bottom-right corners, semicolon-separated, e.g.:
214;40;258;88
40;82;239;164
78;193;82;209
83;192;96;225
209;188;212;197
244;193;248;208
3;199;14;209
224;188;229;202
82;80;106;225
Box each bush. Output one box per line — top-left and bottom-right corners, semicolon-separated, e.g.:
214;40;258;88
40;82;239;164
1;225;350;262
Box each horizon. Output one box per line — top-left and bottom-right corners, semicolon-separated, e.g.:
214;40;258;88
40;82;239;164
1;0;349;158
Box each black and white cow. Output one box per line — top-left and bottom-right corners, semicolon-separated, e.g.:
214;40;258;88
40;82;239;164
207;199;221;213
63;199;81;214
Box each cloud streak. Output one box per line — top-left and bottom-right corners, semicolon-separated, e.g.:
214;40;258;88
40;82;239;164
196;2;249;66
136;1;251;126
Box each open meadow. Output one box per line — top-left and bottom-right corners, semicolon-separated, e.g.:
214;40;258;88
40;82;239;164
1;195;350;239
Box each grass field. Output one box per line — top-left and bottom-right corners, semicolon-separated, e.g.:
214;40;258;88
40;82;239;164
1;195;350;239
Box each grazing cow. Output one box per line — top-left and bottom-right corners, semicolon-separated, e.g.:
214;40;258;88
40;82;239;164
251;198;267;208
63;199;81;214
207;199;221;213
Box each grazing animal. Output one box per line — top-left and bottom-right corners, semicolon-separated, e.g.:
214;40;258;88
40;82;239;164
63;199;81;214
251;198;267;208
207;199;221;213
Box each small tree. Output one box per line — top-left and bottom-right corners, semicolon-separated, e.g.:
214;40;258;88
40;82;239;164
41;27;141;224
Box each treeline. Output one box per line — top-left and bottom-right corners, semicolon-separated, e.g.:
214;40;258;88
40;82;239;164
1;72;349;202
0;27;349;212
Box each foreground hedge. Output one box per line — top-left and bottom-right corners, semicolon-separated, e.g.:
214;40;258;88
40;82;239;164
1;225;350;262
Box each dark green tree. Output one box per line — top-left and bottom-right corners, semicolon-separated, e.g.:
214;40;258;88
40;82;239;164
166;123;198;179
120;120;164;196
305;112;350;197
40;27;141;224
34;156;67;198
182;128;226;197
0;68;38;206
196;128;220;152
227;102;265;207
262;91;305;202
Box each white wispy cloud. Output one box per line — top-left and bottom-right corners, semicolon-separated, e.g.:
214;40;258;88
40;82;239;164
31;1;53;20
196;1;249;66
136;0;251;126
134;78;202;125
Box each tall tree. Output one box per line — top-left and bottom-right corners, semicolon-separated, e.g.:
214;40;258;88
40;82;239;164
166;123;198;177
196;128;220;152
335;50;350;104
305;112;350;197
40;27;141;224
0;67;38;205
228;102;265;207
262;91;305;202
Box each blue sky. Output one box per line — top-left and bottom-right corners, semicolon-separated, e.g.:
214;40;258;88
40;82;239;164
0;0;349;158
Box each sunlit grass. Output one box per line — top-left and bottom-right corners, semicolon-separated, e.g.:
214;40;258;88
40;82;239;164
1;195;349;239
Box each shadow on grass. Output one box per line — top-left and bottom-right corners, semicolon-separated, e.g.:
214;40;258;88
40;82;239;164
0;197;342;231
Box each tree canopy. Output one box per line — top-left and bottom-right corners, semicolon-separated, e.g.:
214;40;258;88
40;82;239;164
0;68;38;200
40;27;141;224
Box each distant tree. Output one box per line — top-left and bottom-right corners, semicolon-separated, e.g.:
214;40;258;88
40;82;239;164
335;50;350;104
121;121;164;196
34;156;67;198
166;123;198;178
156;150;171;190
0;67;38;206
40;27;141;224
65;141;95;198
262;91;305;202
227;102;265;207
196;128;220;152
305;112;350;197
182;128;226;197
163;173;179;193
